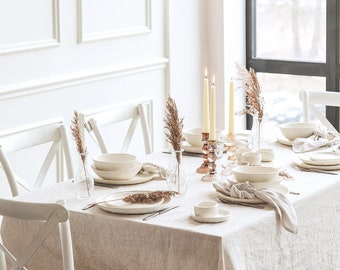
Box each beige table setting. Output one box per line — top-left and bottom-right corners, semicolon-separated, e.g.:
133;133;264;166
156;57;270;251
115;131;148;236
2;142;340;270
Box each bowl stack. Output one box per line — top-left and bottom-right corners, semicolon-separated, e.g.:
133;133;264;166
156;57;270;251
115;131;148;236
92;153;142;181
232;165;282;190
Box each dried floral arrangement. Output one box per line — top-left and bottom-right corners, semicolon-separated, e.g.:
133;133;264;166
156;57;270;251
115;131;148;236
235;63;264;118
164;95;184;153
70;111;91;195
123;190;177;204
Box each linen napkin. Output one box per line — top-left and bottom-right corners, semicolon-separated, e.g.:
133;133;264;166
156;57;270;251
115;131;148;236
292;129;340;153
141;163;166;180
213;180;298;234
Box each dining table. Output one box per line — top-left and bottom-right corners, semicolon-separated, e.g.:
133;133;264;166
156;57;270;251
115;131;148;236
2;138;340;270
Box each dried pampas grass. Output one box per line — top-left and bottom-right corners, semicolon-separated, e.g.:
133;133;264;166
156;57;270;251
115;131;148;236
235;63;264;118
164;96;184;152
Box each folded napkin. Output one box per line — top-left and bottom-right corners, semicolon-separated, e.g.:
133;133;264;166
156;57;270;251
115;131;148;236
213;180;298;234
141;163;166;180
292;129;340;153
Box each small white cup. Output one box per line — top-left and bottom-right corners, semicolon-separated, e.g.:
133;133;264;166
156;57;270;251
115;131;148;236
194;201;219;218
241;151;262;166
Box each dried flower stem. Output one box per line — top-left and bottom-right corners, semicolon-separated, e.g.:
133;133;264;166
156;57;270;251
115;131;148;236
164;96;184;193
71;111;90;196
235;63;264;118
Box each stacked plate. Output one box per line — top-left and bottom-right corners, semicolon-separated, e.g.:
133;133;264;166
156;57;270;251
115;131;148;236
293;151;340;170
216;165;289;204
92;153;155;185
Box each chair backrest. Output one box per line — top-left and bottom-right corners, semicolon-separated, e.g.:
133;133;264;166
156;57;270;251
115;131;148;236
0;198;74;270
79;98;154;155
300;90;340;132
0;118;74;197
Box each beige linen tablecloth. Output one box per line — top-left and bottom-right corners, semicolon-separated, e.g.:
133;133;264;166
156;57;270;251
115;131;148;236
2;142;340;270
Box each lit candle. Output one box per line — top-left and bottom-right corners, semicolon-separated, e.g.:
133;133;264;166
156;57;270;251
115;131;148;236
210;75;216;140
203;68;210;133
228;78;235;135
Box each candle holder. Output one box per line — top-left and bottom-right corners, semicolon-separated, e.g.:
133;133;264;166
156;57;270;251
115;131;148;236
196;132;209;174
201;140;221;182
220;134;236;176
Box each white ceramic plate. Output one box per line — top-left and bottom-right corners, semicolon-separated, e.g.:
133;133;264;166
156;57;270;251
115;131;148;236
298;153;340;166
292;157;340;170
216;184;289;204
191;208;231;223
277;136;293;146
94;170;156;185
96;190;172;214
182;142;203;154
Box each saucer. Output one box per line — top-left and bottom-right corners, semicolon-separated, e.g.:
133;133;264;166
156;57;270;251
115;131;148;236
191;208;231;223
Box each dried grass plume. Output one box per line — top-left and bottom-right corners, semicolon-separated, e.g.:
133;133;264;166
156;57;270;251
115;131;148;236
164;96;184;152
70;110;86;161
235;63;264;118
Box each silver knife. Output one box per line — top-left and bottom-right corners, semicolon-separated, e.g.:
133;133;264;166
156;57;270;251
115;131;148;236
143;205;180;221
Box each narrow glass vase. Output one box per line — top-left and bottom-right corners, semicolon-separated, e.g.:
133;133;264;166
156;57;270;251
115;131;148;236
73;152;94;199
166;149;188;196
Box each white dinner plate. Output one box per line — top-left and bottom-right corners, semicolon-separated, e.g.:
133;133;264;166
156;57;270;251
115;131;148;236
298;152;340;166
182;142;203;154
94;170;156;185
96;190;172;214
292;157;340;171
191;208;231;223
216;184;289;204
277;136;293;146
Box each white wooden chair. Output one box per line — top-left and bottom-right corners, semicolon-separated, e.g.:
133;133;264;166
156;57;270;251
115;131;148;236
300;90;340;132
0;198;74;270
79;98;153;155
0;118;74;197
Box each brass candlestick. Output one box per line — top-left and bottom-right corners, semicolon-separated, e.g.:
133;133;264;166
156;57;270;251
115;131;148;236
196;132;209;174
201;140;221;182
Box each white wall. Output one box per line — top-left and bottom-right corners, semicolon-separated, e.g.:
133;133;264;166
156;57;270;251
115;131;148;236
0;0;246;196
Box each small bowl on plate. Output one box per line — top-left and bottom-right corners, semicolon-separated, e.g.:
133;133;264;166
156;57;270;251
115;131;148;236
279;122;315;141
92;153;139;171
232;165;279;183
183;128;223;147
91;163;142;180
256;148;275;162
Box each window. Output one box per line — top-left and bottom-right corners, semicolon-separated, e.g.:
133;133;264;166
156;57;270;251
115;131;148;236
246;0;339;131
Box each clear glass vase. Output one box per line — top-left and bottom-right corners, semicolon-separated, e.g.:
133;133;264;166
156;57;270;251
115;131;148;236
249;114;267;151
166;149;188;196
73;152;94;199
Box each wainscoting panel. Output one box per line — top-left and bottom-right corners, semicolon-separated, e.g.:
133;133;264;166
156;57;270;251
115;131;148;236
77;0;151;43
0;0;60;54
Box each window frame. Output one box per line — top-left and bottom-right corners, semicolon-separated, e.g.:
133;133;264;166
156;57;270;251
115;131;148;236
246;0;340;130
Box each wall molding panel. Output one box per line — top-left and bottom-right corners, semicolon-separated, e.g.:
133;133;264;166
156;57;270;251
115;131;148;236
0;57;168;100
77;0;152;43
0;0;60;55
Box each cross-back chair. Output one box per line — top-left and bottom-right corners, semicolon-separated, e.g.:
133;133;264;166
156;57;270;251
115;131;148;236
0;118;74;197
300;90;340;132
79;98;153;155
0;198;74;270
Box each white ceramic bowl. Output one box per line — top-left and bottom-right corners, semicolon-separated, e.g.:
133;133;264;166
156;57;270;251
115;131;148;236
232;165;279;183
91;163;142;180
256;148;275;162
183;128;223;147
279;122;315;141
92;153;138;171
241;151;262;166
